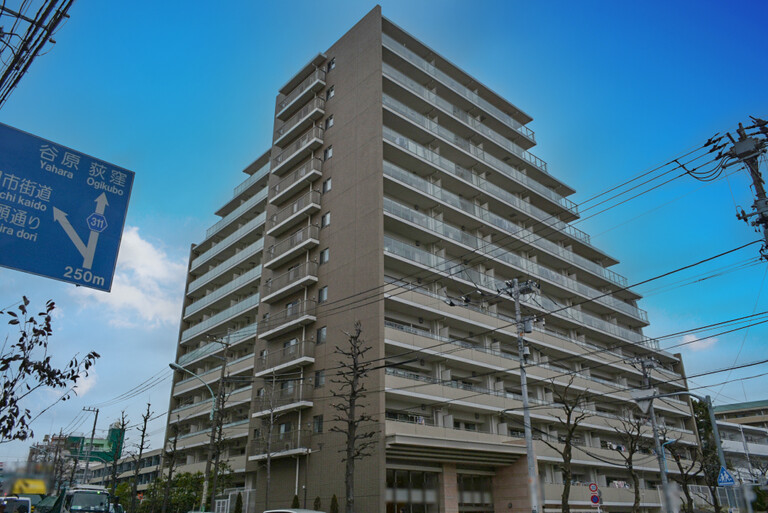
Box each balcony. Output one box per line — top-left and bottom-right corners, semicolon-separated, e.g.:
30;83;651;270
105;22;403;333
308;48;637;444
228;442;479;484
254;340;315;377
173;354;256;396
542;483;660;507
187;238;263;294
252;383;313;417
216;161;270;218
383;197;647;324
266;190;321;237
205;187;268;240
383;94;576;216
177;322;257;367
258;299;317;340
383;236;659;350
184;266;263;319
261;261;319;303
383;159;627;288
274;98;326;147
383;64;550;176
264;225;320;269
249;429;311;461
270;158;323;205
276;68;326;120
383;34;534;145
180;293;260;343
190;214;265;272
271;127;324;176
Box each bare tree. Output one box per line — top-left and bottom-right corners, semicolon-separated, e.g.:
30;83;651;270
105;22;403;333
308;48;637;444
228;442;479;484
253;371;288;511
666;440;703;513
329;322;377;513
161;421;179;513
110;412;129;500
539;377;591;513
1;297;99;442
130;403;152;513
612;412;652;513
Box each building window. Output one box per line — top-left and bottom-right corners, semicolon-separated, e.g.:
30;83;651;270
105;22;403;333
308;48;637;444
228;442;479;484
321;212;331;228
316;326;327;344
314;370;325;387
324;145;333;161
326;86;335;100
319;247;329;264
313;415;324;433
325;115;334;130
327;58;335;72
318;286;328;303
322;177;332;193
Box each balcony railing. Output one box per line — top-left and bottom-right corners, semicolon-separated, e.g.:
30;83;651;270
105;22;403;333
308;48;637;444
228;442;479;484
262;261;319;303
383;197;646;323
266;190;321;236
191;214;265;271
178;322;257;366
275;98;325;146
187;238;264;294
277;68;326;118
233;161;270;197
206;187;268;239
257;299;317;339
384;63;548;171
185;266;263;319
383;34;535;143
250;429;311;458
383;236;658;350
270;158;323;204
180;293;260;343
383;94;576;215
253;383;314;414
271;126;324;176
255;340;315;375
264;225;320;269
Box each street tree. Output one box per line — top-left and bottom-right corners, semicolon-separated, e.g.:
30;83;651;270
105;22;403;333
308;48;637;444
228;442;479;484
666;441;703;513
612;411;652;513
0;297;99;442
110;412;129;500
161;421;179;513
130;403;152;513
539;376;591;513
693;400;724;513
253;370;291;510
329;322;377;513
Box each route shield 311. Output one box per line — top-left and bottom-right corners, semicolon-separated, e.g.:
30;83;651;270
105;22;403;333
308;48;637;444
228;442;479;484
0;123;135;292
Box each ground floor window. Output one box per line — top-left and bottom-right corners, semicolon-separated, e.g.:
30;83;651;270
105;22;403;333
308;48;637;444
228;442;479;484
386;469;439;513
458;474;493;513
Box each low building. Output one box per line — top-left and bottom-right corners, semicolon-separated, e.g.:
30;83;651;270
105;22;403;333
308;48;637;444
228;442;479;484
717;420;768;484
714;399;768;430
87;448;162;492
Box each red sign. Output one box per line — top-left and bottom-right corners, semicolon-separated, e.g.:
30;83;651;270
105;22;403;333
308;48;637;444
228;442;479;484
590;494;600;506
589;483;598;493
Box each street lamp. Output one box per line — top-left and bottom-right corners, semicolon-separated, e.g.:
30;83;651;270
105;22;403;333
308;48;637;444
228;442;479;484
168;362;216;511
168;363;216;420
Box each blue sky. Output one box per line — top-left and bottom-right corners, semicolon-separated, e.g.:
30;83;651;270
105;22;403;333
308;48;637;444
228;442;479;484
1;0;767;463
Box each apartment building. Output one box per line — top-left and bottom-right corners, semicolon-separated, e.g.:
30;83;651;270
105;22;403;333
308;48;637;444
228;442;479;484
87;448;163;492
165;7;699;512
715;420;768;484
715;400;768;430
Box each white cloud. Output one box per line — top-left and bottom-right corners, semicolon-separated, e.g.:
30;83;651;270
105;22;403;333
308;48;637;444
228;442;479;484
73;371;98;396
70;226;187;328
682;334;717;351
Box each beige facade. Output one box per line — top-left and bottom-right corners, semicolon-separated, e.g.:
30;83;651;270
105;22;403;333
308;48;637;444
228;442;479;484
165;6;699;513
714;400;768;430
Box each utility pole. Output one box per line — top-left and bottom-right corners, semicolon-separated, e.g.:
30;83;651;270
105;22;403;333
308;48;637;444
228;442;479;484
201;333;230;512
161;422;179;513
638;359;675;513
716;118;768;255
507;278;541;513
82;407;99;484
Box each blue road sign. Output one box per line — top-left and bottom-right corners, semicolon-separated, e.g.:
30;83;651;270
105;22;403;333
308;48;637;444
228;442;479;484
0;123;134;291
718;466;736;487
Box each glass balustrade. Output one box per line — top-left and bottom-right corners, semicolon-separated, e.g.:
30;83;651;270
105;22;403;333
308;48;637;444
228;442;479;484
188;238;264;294
192;214;265;271
180;293;261;343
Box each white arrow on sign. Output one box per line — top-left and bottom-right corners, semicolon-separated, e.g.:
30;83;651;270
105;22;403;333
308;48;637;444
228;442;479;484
53;193;109;270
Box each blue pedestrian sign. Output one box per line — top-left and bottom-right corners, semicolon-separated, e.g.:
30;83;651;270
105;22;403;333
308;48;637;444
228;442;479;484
717;466;735;487
0;123;134;291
